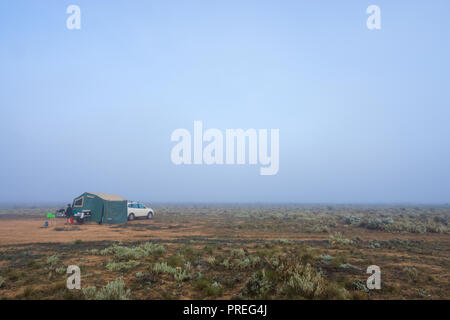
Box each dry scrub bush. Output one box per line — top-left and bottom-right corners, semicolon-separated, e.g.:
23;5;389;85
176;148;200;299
358;216;448;234
151;262;192;282
328;233;353;246
243;254;350;300
100;242;165;260
55;266;66;275
403;266;419;282
152;262;177;274
106;260;140;272
82;278;131;300
283;264;327;299
194;277;224;297
46;255;60;267
242;270;272;299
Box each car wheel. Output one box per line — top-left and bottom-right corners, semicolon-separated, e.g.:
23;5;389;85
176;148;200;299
128;213;135;221
147;212;153;219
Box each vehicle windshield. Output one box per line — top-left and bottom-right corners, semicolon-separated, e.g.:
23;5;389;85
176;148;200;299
128;202;145;209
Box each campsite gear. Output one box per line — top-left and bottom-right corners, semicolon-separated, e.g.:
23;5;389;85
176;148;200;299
71;192;127;224
46;212;56;226
55;208;66;218
44;221;49;227
46;213;56;219
74;210;92;224
69;216;74;224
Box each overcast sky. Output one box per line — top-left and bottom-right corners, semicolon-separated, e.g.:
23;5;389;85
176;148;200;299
0;1;449;203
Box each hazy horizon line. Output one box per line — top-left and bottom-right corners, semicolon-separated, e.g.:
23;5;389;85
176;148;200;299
0;201;449;209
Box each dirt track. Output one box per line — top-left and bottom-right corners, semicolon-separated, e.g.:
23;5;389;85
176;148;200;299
0;217;448;246
0;218;329;245
0;218;209;245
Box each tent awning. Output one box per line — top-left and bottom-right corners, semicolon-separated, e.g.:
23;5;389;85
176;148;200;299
87;193;126;201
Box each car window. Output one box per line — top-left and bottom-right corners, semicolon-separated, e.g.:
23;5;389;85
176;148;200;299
139;204;145;209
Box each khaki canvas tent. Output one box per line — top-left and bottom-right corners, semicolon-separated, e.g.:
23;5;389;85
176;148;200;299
72;192;127;224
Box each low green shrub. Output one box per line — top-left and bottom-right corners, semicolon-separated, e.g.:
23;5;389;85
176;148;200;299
276;239;291;245
318;254;333;264
230;249;246;259
195;277;223;297
328;233;353;246
321;284;349;300
350;279;369;293
101;242;165;260
55;266;66;275
236;256;261;270
46;255;60;267
174;269;192;282
86;249;100;255
166;254;185;267
241;270;272;299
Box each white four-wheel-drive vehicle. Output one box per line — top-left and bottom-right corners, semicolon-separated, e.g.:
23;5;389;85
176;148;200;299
127;201;155;221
